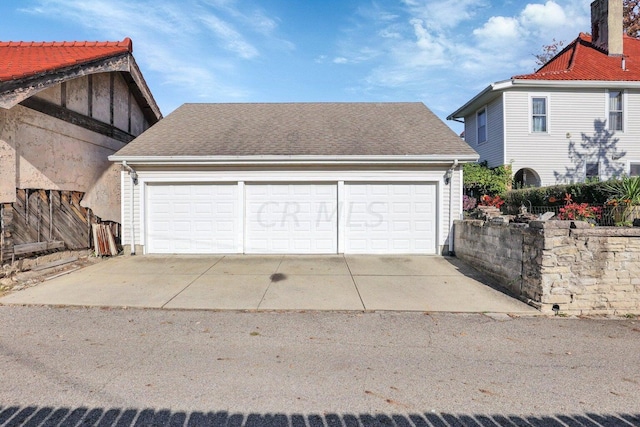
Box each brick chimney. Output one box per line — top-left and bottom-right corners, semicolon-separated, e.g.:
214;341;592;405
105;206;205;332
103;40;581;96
591;0;624;56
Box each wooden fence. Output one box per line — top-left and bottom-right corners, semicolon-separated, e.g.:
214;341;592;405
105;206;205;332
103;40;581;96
0;189;120;263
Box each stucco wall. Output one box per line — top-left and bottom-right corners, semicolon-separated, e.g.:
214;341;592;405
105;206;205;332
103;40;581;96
454;219;640;315
0;107;17;202
1;105;125;221
0;71;153;222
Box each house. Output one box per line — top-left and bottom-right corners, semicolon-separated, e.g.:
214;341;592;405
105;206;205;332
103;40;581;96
109;102;478;255
447;0;640;188
0;38;162;261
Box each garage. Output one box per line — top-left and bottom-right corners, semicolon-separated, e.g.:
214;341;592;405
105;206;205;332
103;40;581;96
245;183;338;254
344;183;436;254
144;181;437;255
111;103;479;255
146;183;240;254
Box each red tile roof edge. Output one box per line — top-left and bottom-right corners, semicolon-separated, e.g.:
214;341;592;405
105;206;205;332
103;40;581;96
0;38;133;82
0;37;132;51
512;33;640;81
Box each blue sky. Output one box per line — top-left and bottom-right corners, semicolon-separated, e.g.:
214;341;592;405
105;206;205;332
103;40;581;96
1;0;593;132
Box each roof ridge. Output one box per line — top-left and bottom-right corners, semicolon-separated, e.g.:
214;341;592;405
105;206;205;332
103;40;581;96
0;38;131;51
566;35;582;71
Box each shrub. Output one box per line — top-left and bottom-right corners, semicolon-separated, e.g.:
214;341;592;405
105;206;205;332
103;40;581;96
601;176;640;206
464;162;512;197
557;193;602;221
463;195;477;211
504;181;610;213
479;194;505;209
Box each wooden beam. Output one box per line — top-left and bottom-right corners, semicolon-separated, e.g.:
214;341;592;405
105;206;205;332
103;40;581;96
13;241;64;256
32;256;78;272
0;54;130;108
19;97;135;144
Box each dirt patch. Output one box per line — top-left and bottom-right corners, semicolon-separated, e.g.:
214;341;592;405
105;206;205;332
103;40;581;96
0;251;106;297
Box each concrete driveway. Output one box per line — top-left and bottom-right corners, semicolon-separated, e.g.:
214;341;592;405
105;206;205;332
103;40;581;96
0;255;537;313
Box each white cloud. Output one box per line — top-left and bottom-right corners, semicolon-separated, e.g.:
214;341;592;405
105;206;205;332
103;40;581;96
473;16;523;47
409;19;448;64
199;14;259;59
401;0;489;30
520;1;567;31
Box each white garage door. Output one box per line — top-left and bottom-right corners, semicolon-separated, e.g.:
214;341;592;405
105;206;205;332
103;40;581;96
245;184;338;254
146;184;239;254
344;183;436;254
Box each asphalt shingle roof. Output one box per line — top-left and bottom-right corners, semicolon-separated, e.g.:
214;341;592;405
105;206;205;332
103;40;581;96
0;39;132;82
513;33;640;81
113;102;477;158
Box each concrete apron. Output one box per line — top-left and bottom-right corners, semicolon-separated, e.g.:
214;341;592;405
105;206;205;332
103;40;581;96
0;255;538;314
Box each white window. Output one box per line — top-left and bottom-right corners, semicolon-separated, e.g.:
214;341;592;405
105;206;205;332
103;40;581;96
608;90;624;131
630;162;640;177
531;97;548;132
586;162;600;181
476;108;487;144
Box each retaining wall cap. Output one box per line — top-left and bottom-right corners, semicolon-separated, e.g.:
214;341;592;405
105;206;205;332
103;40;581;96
530;220;573;229
570;227;640;237
570;221;592;229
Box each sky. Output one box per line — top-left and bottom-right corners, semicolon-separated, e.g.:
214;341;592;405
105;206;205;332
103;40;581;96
0;0;594;133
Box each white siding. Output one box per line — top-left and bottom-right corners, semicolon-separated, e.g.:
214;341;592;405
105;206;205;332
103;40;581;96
484;95;505;167
463;95;504;167
624;89;640;175
504;87;635;185
119;167;457;254
464;115;477;146
121;170;141;248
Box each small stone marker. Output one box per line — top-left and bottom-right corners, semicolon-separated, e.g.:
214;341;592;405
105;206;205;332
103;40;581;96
539;211;555;221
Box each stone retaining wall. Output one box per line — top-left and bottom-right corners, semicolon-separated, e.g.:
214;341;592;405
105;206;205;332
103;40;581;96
454;219;640;315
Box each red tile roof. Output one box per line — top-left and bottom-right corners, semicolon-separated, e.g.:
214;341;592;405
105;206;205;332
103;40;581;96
0;38;132;82
513;33;640;81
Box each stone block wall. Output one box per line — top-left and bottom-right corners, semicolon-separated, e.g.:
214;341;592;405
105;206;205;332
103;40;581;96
453;219;526;296
454;220;640;315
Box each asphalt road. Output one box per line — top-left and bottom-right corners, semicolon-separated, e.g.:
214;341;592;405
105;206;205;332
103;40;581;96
0;306;639;426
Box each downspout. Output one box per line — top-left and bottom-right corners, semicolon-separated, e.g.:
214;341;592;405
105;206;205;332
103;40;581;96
447;159;459;255
122;161;138;255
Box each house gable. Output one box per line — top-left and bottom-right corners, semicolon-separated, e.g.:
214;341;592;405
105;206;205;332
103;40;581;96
449;0;640;186
0;39;162;228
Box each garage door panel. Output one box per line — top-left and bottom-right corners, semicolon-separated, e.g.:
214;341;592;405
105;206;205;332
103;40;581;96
147;184;240;254
345;183;436;254
245;184;337;254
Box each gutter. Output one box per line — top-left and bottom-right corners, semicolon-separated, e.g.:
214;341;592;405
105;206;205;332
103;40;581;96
108;154;480;165
122;161;138;255
448;78;640;120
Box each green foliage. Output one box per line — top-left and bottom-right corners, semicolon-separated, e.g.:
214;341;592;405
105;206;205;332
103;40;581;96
463;162;512;196
557;194;602;221
601;176;640;206
504;181;611;211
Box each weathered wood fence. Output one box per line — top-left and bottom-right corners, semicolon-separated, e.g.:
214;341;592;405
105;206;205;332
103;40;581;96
0;189;120;264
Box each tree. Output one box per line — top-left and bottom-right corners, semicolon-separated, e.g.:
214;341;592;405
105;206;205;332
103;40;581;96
534;38;565;67
534;0;640;67
624;0;640;37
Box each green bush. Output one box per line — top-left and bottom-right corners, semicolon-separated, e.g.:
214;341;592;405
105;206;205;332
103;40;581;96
463;161;512;196
504;181;611;212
